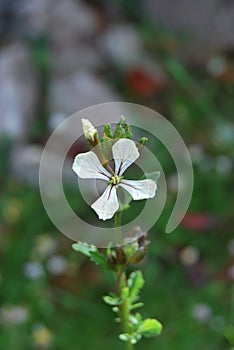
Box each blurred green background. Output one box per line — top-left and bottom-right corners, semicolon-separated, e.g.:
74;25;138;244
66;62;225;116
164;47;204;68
0;0;234;349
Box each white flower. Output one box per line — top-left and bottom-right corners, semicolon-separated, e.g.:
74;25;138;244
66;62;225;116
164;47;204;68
72;138;157;220
81;118;97;142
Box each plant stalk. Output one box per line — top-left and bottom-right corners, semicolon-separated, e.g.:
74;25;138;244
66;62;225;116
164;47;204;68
114;211;122;245
114;212;133;350
117;272;133;350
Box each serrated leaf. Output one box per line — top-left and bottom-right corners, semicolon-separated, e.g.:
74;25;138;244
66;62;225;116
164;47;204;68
72;242;96;257
89;251;107;267
128;271;144;302
72;242;107;268
139;318;163;338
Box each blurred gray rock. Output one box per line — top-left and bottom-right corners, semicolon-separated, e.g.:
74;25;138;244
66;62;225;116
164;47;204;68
10;144;43;186
19;0;98;39
48;111;68;132
51;44;103;75
48;0;98;45
47;0;102;74
143;0;234;49
0;42;38;140
10;144;74;186
48;70;119;116
99;24;144;67
18;0;48;37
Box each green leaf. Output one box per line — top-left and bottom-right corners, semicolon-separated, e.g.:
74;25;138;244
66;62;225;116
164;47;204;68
72;242;96;257
103;295;121;306
225;325;234;345
129;302;144;310
89;251;107;267
128;271;145;302
129;313;141;327
119;331;142;344
72;242;107;268
130;334;142;344
119;333;130;342
139;318;163;338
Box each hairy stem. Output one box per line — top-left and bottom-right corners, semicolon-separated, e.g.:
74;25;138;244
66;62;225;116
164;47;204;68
114;213;133;350
117;272;133;350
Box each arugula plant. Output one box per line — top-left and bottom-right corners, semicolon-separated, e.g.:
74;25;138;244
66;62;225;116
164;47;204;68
72;117;162;349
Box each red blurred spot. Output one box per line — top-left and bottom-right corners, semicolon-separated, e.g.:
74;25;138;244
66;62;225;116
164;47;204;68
126;67;165;97
181;212;216;231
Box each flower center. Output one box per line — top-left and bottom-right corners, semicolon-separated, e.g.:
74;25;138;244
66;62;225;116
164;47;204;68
109;175;122;186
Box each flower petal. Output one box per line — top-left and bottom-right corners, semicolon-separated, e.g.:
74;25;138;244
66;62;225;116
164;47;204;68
119;179;157;200
72;151;111;180
112;139;139;176
91;185;119;220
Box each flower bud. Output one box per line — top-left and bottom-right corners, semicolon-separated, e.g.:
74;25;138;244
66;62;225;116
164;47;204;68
116;246;127;266
81;118;98;143
107;254;117;271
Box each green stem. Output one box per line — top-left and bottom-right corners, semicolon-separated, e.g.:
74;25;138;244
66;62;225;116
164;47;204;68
117;272;133;350
114;213;133;350
114;211;122;245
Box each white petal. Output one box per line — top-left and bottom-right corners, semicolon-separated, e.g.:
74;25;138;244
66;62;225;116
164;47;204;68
112;139;139;176
119;179;157;200
91;185;119;220
72;151;111;180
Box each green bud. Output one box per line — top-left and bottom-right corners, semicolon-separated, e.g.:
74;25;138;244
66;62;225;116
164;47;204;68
125;124;133;139
119;116;126;124
103;123;113;138
113;124;126;138
138;137;148;146
113;117;133;139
